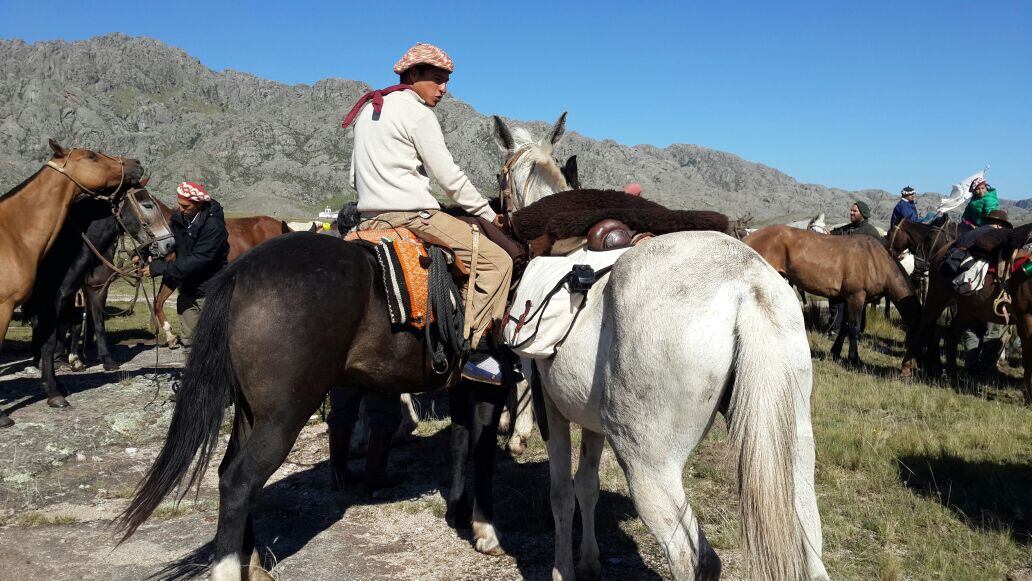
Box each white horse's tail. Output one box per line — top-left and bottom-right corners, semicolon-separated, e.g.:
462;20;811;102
728;284;808;581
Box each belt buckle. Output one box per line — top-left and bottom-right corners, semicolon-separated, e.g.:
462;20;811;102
418;210;432;219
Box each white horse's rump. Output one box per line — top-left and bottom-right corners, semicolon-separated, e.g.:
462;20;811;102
493;114;828;580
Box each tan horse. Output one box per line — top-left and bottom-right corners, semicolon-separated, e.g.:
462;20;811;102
149;198;291;346
1;140;143;427
745;224;922;367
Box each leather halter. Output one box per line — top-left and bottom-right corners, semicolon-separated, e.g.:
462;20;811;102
115;187;175;251
45;149;128;202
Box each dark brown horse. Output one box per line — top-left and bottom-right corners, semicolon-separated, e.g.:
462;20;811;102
886;217;958;304
149;198;291;346
28;186;174;411
745;224;922;367
1;140;144;428
117;231;513;578
901;223;1032;403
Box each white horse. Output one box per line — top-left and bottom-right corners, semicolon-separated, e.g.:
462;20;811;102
493;113;829;580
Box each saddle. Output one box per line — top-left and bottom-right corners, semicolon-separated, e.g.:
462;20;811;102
344;218;525;332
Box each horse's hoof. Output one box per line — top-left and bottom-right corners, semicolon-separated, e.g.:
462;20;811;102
70;359;86;372
103;360;121;371
475;538;506;557
0;415;14;429
47;396;71;408
507;437;527;457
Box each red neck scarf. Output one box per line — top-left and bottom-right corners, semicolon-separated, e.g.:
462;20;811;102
340;84;413;129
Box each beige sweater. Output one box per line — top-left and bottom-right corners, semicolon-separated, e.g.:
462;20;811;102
349;90;496;221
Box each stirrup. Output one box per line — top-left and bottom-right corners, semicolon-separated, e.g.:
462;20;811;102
461;352;503;385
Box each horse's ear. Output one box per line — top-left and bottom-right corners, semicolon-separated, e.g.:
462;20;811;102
561;155;580;190
492;115;515;152
48;139;67;158
140;176;151;187
547;112;567;147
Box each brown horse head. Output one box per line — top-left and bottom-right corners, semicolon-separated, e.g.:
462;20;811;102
47;139;145;198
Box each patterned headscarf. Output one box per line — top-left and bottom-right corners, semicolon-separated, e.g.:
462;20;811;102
393;43;454;74
176;181;210;202
969;176;987;193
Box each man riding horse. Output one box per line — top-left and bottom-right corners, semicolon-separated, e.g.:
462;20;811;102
143;181;230;350
330;43;515;489
344;43;513;378
890;186;919;231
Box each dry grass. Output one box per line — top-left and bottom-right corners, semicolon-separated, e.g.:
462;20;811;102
488;303;1032;579
14;512;79;527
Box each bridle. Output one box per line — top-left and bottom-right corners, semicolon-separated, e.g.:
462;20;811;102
115;187;175;253
498;145;533;215
45;149;128;203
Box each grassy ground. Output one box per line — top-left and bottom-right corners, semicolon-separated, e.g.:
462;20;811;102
4;301;1030;579
488;304;1032;579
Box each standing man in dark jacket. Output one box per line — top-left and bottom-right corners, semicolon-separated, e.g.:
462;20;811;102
828;200;882;335
831;200;882;238
143;181;230;347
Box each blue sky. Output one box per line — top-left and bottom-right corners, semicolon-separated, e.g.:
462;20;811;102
2;0;1029;197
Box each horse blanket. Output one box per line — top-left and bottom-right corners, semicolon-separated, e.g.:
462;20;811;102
345;228;432;329
504;247;631;359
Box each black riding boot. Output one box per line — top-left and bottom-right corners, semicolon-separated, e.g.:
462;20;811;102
329;423;355;491
363;425;394;494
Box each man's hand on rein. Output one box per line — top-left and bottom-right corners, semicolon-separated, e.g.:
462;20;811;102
492;214;509;231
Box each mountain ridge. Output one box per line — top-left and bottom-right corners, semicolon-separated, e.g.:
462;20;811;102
2;33;1028;225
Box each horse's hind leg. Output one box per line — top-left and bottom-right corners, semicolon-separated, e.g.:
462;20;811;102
617;449;719;580
470;381;506;556
212;416;306;581
573;429;604;580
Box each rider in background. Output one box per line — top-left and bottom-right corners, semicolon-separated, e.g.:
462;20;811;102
960;176;999;233
889;186;919;230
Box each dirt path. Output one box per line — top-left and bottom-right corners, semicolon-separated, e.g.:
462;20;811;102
0;345;670;580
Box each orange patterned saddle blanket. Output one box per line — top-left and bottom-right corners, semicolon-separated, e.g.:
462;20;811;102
345;228;434;330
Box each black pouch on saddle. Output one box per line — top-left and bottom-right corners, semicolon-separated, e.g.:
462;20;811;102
940;247;971;277
567;264;600;293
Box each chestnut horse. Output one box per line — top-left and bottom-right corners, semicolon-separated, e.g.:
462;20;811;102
0;140;144;428
900;223;1032;403
149;198;290;346
745;224;922;366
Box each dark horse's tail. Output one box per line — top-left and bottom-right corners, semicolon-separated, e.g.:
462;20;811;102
115;269;238;541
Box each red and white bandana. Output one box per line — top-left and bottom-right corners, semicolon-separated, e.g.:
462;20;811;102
393;43;454;74
176;181;210;202
969;176;987;193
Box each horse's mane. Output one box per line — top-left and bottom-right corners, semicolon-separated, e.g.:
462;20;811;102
510;127;569;193
0;167;45;204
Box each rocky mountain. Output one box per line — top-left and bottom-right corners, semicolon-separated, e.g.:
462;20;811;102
1;33;1028;226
